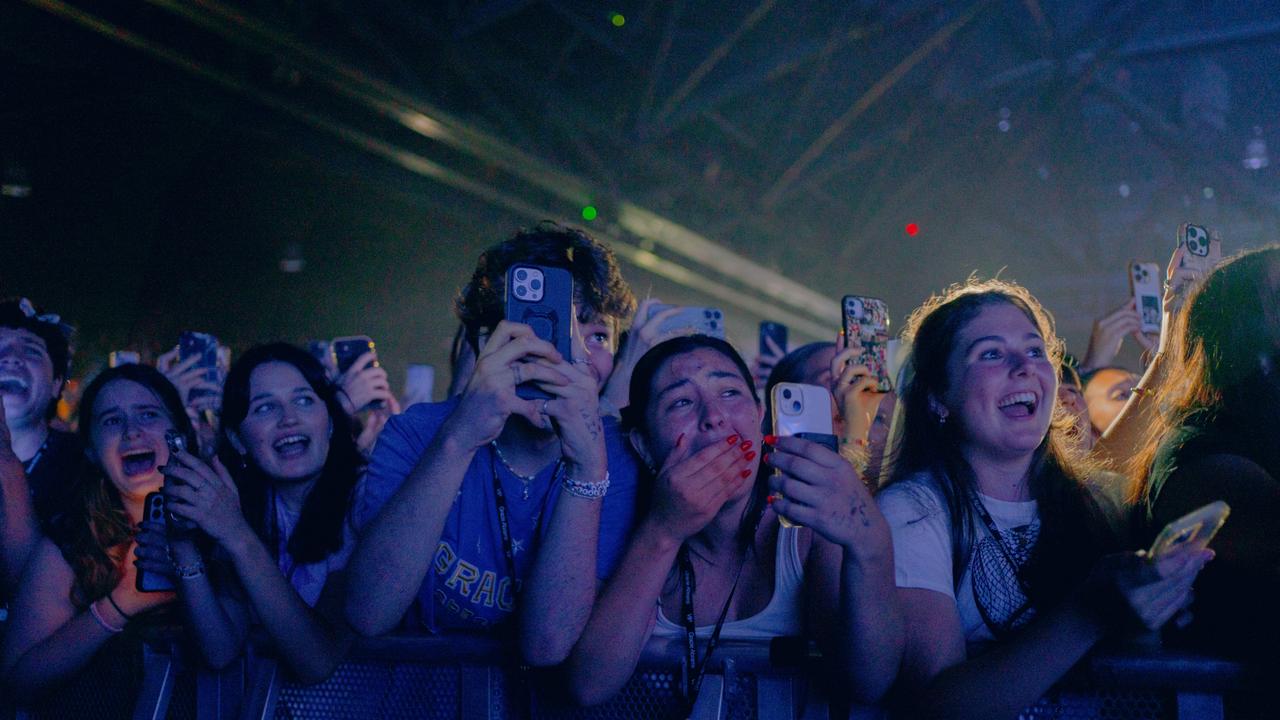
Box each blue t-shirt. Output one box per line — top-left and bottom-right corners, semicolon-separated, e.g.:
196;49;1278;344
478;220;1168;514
352;398;640;633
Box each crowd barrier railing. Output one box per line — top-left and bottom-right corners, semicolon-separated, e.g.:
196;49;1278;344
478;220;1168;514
2;630;1269;720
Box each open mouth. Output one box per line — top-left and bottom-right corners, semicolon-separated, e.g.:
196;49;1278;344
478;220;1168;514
120;450;157;477
273;434;311;458
997;391;1038;419
0;376;29;395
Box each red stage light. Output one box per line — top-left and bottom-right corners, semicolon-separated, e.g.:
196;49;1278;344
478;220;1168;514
905;223;919;236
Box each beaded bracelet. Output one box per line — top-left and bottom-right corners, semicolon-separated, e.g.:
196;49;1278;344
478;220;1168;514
174;558;206;580
89;601;124;634
562;471;610;500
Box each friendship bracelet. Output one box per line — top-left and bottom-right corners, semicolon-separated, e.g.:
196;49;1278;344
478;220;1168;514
562;471;610;500
174;558;206;580
89;601;125;634
106;591;133;621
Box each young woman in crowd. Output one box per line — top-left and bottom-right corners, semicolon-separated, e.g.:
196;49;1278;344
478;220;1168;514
875;278;1211;719
1134;245;1280;660
1;365;190;703
135;343;361;683
569;335;900;708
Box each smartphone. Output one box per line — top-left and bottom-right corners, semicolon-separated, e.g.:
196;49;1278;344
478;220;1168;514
770;383;838;529
108;351;141;368
1147;501;1230;559
1176;223;1220;274
841;296;892;392
759;322;788;359
646;304;727;339
1129;261;1163;335
403;363;435;407
505;264;574;400
161;430;198;533
331;336;377;375
885;338;907;391
178;331;221;401
136;492;176;593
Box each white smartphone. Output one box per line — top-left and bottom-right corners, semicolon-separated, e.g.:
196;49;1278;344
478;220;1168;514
770;383;838;529
1129;261;1163;335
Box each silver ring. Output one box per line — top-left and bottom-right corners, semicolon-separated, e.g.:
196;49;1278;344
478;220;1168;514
540;398;550;415
512;364;522;385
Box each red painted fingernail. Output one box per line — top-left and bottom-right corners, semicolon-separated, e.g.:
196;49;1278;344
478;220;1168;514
762;452;772;464
740;469;752;478
766;495;776;505
763;434;778;445
745;451;756;461
740;440;753;451
726;435;739;445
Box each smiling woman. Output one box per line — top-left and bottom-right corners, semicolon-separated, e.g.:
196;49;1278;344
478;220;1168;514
873;278;1213;719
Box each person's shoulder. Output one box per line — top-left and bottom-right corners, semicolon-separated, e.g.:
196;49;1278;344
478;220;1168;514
393;397;460;432
877;471;946;513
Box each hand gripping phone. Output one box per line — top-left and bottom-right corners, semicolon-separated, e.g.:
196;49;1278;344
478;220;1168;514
331;336;386;410
842;296;892;392
136;492;176;593
758;322;788;359
1176;223;1221;275
178;331;221;401
770;382;839;528
1129;262;1163;335
646;304;727;340
1147;501;1230;559
505;264;574;400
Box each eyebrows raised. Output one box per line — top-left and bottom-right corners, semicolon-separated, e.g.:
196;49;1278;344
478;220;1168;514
655;369;744;400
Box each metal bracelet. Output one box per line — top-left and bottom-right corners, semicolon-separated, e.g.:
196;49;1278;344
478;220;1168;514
562;471;610;499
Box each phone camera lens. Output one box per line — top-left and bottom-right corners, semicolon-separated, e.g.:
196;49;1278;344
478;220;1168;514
790;401;802;412
782;389;792;399
516;269;528;281
515;286;527;298
531;278;542;291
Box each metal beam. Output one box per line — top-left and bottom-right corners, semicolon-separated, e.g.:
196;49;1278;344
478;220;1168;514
651;0;778;128
760;0;994;210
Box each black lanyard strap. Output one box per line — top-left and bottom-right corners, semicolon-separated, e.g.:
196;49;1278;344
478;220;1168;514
966;488;1036;632
489;446;560;593
678;544;747;712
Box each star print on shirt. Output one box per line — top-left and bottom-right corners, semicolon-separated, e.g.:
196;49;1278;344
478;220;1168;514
510;538;525;556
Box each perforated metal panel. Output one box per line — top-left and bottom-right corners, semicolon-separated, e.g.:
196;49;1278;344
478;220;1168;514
1021;689;1171;720
274;661;460;720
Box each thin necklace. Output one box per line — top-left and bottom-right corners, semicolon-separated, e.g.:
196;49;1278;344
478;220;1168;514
490;440;537;500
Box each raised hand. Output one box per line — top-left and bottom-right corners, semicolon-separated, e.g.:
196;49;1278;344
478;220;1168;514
158;348;222;405
112;539;177;617
765;435;890;562
829;349;884;447
160;446;250;547
646;434;756;544
1087;545;1211;631
447;320;565;452
1081;300;1144;372
337;352;395;415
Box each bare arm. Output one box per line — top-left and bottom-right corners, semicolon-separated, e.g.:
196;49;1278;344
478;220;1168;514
567;519;678;705
1091;351;1167;469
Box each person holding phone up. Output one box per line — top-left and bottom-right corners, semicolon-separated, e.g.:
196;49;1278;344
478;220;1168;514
1133;245;1280;664
133;343;364;684
1;365;191;705
874;278;1210;719
344;224;639;668
569;335;901;709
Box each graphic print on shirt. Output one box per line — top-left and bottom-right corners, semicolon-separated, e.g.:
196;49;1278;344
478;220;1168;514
970;520;1039;638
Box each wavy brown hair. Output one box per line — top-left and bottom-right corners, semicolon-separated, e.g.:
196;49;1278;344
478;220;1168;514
881;277;1113;607
1129;245;1280;503
47;364;195;609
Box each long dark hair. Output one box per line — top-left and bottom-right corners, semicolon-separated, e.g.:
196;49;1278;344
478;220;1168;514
1131;246;1280;501
622;335;766;551
50;364;196;609
882;278;1113;606
217;343;364;565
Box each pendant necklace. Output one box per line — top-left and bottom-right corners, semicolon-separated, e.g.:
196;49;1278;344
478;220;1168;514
490;440;538;500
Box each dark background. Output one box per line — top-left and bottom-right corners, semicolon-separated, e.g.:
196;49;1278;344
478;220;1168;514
5;0;1280;399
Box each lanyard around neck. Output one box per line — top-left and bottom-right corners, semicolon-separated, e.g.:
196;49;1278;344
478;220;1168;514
678;544;747;713
489;445;561;594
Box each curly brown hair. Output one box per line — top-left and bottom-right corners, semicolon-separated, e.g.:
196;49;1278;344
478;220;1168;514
454;222;636;352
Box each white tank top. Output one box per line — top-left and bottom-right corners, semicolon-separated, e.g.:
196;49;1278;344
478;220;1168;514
652;526;804;640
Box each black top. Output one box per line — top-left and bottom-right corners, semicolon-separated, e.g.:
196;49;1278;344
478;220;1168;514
25;427;85;530
1145;413;1280;660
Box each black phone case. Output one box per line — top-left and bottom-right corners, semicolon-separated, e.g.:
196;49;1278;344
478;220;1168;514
794;431;839;453
759;322;788;358
505;265;574;400
332;337;376;375
136;492;176;593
